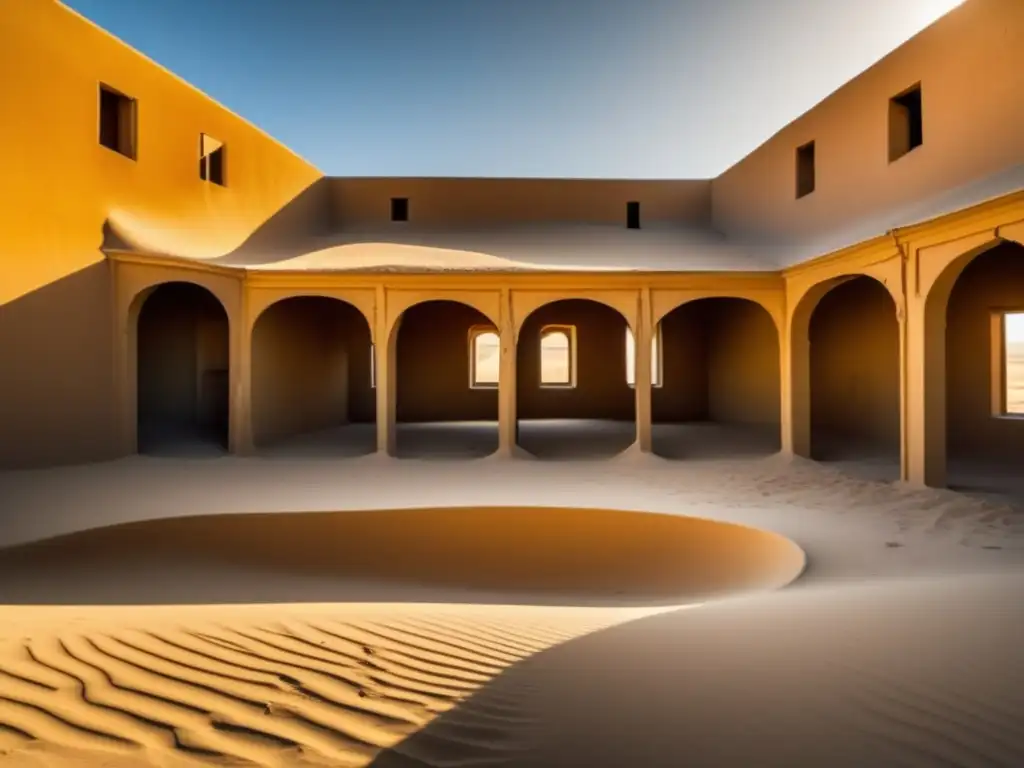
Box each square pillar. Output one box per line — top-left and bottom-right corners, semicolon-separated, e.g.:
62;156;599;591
498;289;519;457
113;285;137;457
633;288;653;453
228;301;254;456
780;317;812;458
375;287;397;456
903;297;946;487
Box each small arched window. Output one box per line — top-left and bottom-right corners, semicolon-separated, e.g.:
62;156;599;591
470;328;500;387
540;326;574;386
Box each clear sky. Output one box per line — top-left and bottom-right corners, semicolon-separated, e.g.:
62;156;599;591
1008;313;1024;344
64;0;964;178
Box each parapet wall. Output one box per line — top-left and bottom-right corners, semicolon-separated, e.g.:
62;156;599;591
327;177;712;228
710;0;1024;244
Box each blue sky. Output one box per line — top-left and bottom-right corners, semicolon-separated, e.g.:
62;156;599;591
65;0;964;178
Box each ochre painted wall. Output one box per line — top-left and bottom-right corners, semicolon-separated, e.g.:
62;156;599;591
0;0;322;467
654;299;779;427
395;302;498;422
945;242;1024;460
706;300;780;427
809;277;900;448
195;307;230;431
330;178;711;227
517;300;635;421
251;298;371;445
711;0;1024;243
655;304;708;422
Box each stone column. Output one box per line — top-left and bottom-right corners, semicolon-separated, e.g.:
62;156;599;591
228;293;254;456
633;287;653;453
374;285;397;456
903;295;946;487
780;313;812;458
498;288;519;457
111;265;137;457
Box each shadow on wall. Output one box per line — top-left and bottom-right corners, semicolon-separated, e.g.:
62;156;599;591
654;298;781;428
396;301;498;423
808;276;900;462
137;283;230;455
251;295;374;448
517;300;635;422
946;241;1024;462
0;260;118;468
212;177;336;265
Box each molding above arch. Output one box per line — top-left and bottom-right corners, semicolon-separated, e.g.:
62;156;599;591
247;288;375;334
788;257;903;335
383;289;502;348
652;289;784;335
511;290;638;341
117;262;241;328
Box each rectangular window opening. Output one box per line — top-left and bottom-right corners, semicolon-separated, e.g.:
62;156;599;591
1002;312;1024;416
469;327;500;388
98;84;136;159
391;197;409;222
796;141;816;199
626;201;641;229
888;83;923;163
199;134;226;186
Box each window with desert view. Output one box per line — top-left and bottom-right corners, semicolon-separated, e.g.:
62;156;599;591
540;327;573;386
1005;312;1024;415
471;330;500;387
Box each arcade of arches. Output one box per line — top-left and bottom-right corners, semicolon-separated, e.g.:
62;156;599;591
119;229;1024;498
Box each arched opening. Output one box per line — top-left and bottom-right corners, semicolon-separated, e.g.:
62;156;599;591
943;240;1024;498
808;276;900;479
251;296;374;457
394;300;499;458
136;282;229;456
652;298;780;459
516;299;634;459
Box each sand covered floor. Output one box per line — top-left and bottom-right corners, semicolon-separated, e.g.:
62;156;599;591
0;446;1023;767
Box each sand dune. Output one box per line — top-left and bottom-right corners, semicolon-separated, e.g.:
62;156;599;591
0;449;1022;767
0;507;804;607
0;604;628;768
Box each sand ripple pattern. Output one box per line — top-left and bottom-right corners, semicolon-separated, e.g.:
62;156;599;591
0;612;604;767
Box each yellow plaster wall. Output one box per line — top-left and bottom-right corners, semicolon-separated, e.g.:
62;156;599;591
706;300;781;427
808;276;900;448
395;301;498;423
516;300;635;421
654;305;709;421
0;0;322;466
711;0;1024;242
330;178;711;227
654;299;779;426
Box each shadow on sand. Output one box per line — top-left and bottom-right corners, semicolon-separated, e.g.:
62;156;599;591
0;506;804;607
